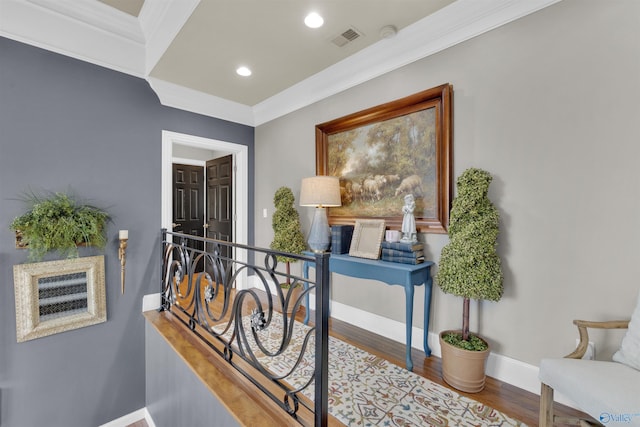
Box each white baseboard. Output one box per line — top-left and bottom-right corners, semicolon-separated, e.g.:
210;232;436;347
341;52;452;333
99;408;152;427
144;408;157;427
142;293;161;312
244;278;580;410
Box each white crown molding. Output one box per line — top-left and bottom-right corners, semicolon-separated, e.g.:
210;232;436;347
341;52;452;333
0;0;197;79
26;0;144;43
252;0;562;125
0;0;145;77
145;0;562;126
149;77;255;126
0;0;562;126
141;0;200;75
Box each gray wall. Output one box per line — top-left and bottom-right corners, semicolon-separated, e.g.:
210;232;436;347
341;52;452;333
255;0;640;365
0;37;254;426
145;322;240;427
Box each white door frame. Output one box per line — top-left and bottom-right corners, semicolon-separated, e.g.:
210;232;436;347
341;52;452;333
161;130;249;288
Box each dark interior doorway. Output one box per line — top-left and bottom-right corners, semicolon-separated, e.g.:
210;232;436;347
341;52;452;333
206;155;233;260
172;163;205;238
205;156;233;238
172;163;205;270
172;155;234;270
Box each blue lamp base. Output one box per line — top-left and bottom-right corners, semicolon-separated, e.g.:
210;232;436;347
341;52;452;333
307;207;330;253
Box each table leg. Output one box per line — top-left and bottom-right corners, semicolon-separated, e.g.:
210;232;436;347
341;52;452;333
423;278;433;356
404;284;414;371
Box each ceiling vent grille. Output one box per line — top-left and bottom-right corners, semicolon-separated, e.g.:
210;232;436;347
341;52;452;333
331;27;362;47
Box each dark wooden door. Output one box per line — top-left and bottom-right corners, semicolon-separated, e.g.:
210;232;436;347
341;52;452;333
206;155;233;260
173;164;205;270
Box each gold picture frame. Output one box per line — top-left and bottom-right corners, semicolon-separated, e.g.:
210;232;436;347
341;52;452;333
13;255;106;343
315;83;453;233
349;219;386;260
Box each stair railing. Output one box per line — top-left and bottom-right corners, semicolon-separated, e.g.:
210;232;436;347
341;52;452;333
160;229;330;426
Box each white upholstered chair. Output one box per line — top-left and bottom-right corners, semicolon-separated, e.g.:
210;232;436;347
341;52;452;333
538;293;640;427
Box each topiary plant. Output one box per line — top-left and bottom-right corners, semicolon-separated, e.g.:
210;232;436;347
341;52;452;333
270;186;307;286
10;191;110;262
436;168;503;349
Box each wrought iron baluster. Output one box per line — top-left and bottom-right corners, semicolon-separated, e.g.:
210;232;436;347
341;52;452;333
160;230;328;426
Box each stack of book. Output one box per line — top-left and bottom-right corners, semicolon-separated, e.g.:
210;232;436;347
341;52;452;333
331;225;354;254
380;241;425;264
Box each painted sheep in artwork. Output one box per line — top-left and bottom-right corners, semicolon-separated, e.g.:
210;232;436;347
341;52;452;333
394;174;423;197
351;181;363;199
363;175;387;201
384;174;401;185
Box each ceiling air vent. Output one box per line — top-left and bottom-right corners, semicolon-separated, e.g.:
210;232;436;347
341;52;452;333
331;27;362;47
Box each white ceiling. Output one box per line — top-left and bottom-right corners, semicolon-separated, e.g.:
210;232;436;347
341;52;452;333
0;0;560;126
149;0;456;106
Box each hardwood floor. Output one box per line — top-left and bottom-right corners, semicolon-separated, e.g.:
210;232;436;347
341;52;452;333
140;284;592;426
324;314;593;426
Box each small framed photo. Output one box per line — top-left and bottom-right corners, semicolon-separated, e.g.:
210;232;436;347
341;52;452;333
349;219;386;259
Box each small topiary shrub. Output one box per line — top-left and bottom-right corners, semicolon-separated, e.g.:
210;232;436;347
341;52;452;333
441;332;489;352
270;187;306;286
436;168;503;349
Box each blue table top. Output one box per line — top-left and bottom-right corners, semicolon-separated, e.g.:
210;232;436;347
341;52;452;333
329;253;434;270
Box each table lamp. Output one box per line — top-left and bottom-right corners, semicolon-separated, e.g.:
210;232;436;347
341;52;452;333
300;176;341;252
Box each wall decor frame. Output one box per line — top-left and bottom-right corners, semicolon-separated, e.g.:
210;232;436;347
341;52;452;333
13;255;106;343
349;219;386;260
315;83;452;233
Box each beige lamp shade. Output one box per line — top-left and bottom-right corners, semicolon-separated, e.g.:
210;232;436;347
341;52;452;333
299;176;341;207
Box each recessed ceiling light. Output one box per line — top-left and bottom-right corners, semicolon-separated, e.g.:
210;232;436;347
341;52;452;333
236;66;252;77
304;12;324;29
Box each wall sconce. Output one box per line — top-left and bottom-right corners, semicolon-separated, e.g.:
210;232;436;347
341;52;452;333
118;230;128;294
300;176;341;252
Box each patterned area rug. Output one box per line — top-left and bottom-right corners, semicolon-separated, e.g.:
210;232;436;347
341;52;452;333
232;313;527;426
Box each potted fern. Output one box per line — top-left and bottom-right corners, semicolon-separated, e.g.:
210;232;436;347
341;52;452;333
10;191;110;262
270;187;307;314
435;168;503;392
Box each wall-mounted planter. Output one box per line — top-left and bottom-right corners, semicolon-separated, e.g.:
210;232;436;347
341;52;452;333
14;230;88;250
10;191;110;261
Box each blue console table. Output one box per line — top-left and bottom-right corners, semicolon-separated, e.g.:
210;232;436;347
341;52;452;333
302;253;434;371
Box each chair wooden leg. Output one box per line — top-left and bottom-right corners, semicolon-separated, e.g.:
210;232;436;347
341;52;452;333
540;383;554;427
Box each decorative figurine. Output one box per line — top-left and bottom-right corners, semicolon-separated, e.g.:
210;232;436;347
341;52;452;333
401;194;417;243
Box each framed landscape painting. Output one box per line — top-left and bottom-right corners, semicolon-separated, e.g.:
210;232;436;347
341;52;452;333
315;84;453;233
